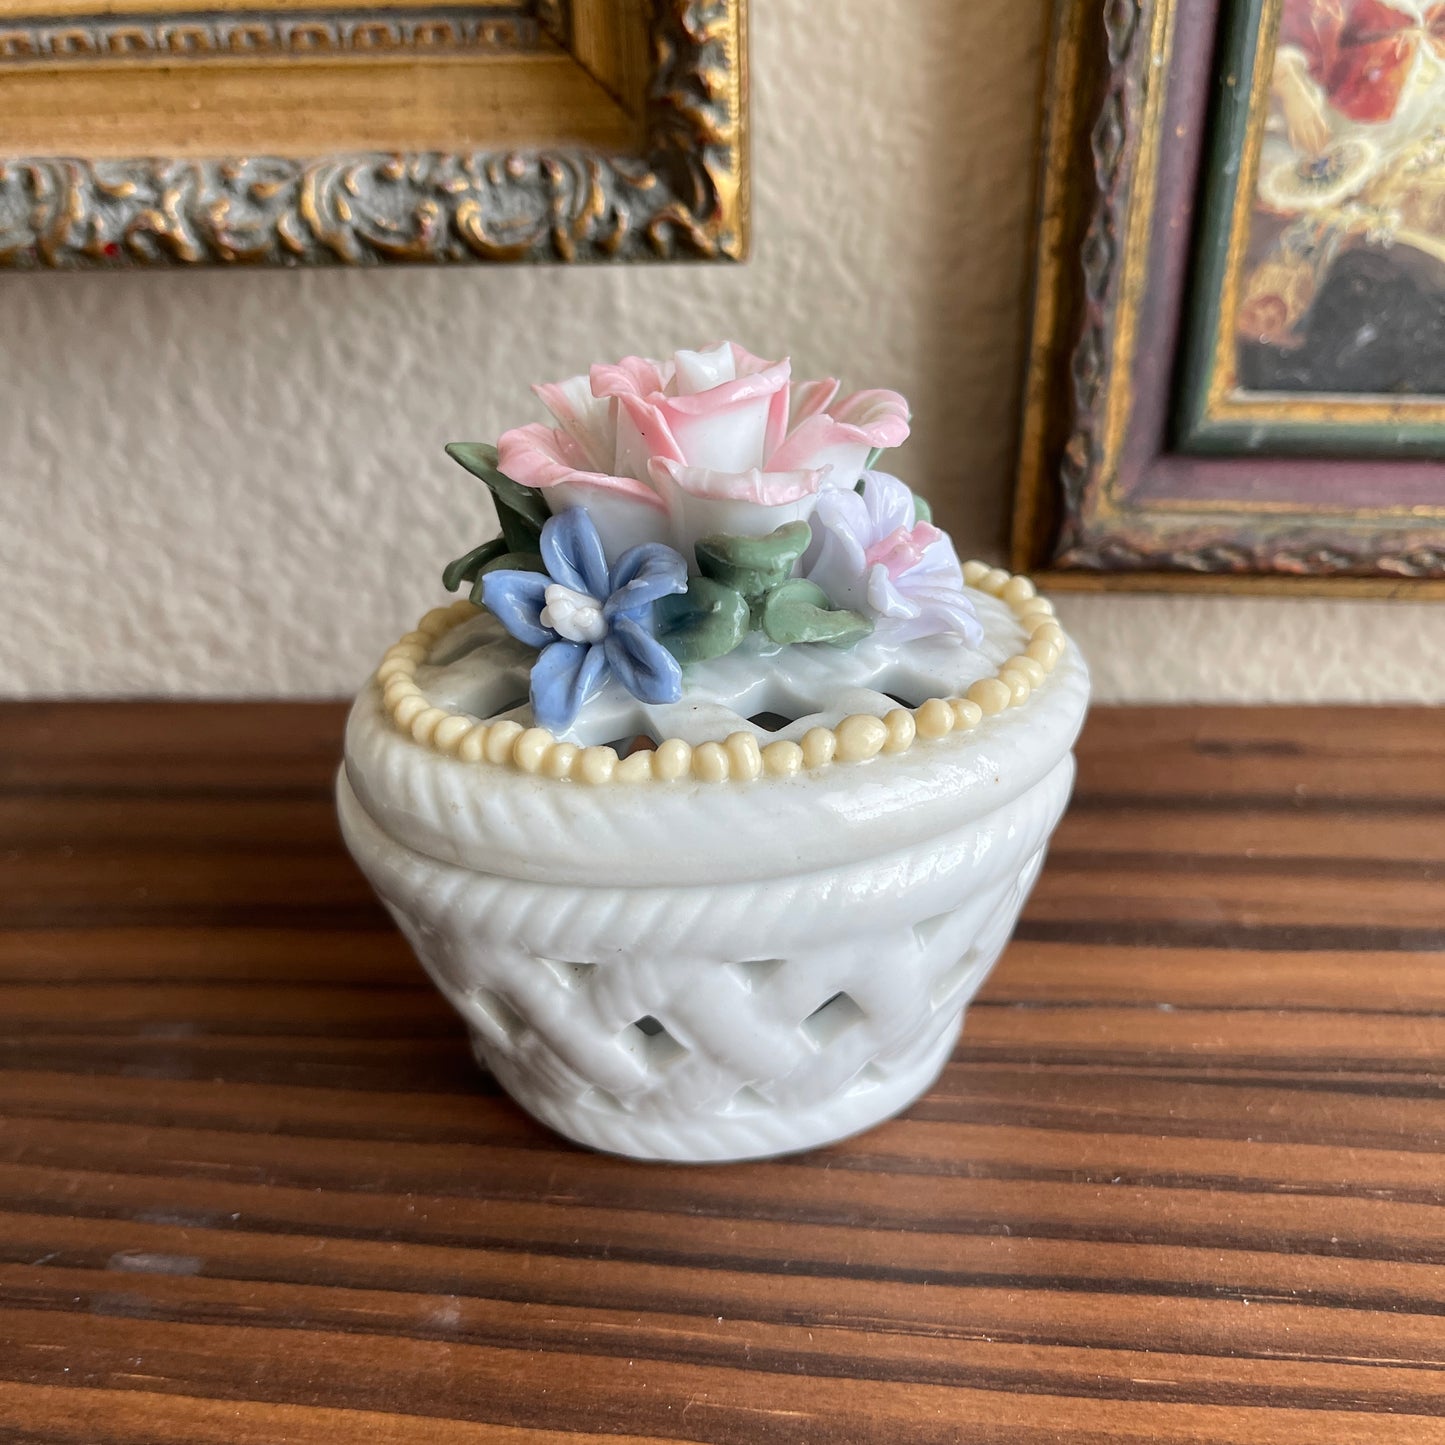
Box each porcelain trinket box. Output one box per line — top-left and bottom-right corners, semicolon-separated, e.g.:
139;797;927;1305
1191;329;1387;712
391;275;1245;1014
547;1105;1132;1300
339;344;1088;1162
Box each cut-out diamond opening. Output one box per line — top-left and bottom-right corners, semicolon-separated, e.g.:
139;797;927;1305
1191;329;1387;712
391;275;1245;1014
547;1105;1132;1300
913;909;957;951
931;949;984;1010
604;732;661;757
865;664;941;712
847;1063;887;1095
486;693;530;719
728;957;785;992
470;988;526;1044
621;1016;688;1071
726;1084;771;1115
801;991;866;1049
440;654;536;723
580;1086;626;1114
537;957;598;990
748;711;796;733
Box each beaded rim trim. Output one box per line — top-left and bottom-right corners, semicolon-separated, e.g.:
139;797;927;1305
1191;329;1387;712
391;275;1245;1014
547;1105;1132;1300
374;560;1068;785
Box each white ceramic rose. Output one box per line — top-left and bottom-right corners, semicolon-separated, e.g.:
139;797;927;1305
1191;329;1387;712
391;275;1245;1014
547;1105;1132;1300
496;342;911;562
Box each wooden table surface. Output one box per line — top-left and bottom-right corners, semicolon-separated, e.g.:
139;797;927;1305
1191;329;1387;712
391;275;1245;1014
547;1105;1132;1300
1;702;1443;1443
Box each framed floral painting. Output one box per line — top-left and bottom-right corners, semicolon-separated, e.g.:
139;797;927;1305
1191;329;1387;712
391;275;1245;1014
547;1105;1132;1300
1014;0;1445;590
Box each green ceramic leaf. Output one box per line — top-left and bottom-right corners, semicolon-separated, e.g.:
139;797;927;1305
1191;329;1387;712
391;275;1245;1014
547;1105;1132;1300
445;441;551;552
759;579;874;649
442;538;508;593
654;578;751;663
865;446;885;471
694;521;812;602
466;552;546;606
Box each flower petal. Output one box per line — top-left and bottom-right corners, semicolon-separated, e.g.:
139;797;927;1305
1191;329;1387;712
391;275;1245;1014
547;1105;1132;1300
864;563;917;621
604;616;684;705
768;392;913;491
726;342;784;378
865;570;984;646
858;469;918;537
653;359;792;473
613;393;686;480
830;389;912;448
539;507;611;599
773;377;841;456
648;459;825;558
479;570;554;649
540;482;670;562
496;423;664;511
804;519;868;611
589;355;675;400
672;342;737;394
647;459;825;505
528;639;611;733
604;542;689;619
532;375;615;473
906;530;967;586
764;418;869;492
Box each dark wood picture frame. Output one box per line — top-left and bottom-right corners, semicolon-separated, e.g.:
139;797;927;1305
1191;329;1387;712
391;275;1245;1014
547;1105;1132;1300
1013;0;1445;595
0;0;749;269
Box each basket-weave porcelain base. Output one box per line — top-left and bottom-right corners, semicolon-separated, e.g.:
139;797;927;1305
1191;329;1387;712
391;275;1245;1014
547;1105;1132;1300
338;763;1062;1161
340;587;1088;1163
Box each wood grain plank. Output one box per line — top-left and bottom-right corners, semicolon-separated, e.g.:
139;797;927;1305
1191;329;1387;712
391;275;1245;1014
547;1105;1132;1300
7;1307;1445;1444
1072;706;1445;806
0;926;415;985
986;941;1445;1010
1053;804;1445;864
5;1153;1445;1315
9;1260;1445;1418
0;1381;685;1445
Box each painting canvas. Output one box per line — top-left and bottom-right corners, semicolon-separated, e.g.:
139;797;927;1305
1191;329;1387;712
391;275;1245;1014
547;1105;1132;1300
1181;0;1445;451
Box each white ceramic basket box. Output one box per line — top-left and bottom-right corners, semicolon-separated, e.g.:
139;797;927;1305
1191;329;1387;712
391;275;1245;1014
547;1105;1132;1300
340;583;1088;1162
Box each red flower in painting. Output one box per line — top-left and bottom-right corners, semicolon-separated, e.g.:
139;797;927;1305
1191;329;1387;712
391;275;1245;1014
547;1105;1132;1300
1282;0;1445;123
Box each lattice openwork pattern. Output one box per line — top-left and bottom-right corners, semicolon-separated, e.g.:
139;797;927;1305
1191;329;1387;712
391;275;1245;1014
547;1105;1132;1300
420;604;1021;750
366;817;1051;1158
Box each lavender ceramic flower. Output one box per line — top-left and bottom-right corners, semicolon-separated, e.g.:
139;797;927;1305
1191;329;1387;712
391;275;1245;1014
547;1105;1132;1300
805;471;984;646
481;508;688;732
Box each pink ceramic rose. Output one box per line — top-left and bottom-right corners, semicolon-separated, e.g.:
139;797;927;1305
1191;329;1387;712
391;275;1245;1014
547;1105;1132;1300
496;342;910;561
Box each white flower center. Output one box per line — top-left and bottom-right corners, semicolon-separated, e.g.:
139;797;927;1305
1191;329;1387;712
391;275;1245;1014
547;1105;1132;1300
540;584;607;645
672;342;736;395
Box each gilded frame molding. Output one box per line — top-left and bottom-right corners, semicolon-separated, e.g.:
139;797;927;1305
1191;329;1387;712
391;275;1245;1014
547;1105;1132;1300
1012;0;1445;596
0;0;749;269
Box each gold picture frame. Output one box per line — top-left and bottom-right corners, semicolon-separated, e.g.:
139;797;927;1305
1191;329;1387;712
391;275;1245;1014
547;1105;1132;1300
0;0;749;267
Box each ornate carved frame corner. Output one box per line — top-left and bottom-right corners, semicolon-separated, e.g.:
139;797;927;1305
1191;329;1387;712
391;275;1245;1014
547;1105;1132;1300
0;0;750;269
1012;0;1445;596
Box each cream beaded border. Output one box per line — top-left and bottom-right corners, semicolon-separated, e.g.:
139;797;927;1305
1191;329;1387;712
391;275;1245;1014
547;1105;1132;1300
375;560;1068;785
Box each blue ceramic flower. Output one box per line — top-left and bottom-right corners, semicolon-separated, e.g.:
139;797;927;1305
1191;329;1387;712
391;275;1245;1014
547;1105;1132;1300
480;508;688;733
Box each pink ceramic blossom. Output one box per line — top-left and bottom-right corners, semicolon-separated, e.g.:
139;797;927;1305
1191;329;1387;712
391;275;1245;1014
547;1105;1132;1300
805;470;983;645
497;343;910;560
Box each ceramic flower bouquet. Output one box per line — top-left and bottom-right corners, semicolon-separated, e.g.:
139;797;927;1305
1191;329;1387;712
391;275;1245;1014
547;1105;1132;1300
441;342;983;733
339;342;1088;1163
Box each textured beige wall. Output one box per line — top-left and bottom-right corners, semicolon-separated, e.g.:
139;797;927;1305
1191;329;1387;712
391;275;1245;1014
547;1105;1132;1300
2;0;1441;700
